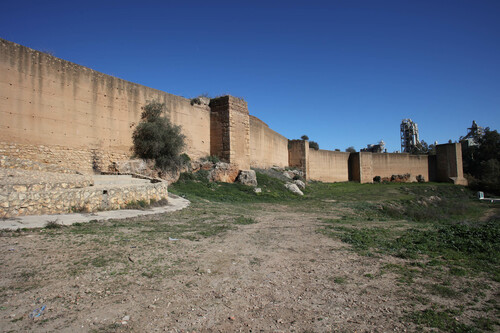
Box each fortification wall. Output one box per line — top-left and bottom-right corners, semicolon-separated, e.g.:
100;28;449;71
308;149;350;182
209;96;250;170
348;153;374;183
0;38;467;187
436;143;467;185
249;116;288;169
0;38;211;173
349;152;430;183
371;153;430;181
288;140;309;179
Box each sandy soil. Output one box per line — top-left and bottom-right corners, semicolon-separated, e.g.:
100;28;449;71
0;203;496;332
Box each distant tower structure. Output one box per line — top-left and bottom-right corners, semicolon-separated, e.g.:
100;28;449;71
361;140;386;153
400;119;420;153
461;120;484;147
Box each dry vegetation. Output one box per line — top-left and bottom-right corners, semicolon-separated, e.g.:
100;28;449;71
0;173;499;332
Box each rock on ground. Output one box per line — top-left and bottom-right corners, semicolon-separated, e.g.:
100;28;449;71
294;179;306;189
285;182;304;195
237;170;258;186
208;162;240;183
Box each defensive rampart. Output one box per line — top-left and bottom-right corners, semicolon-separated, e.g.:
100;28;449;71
308;149;350;182
249;116;288;169
0;38;211;173
0;38;466;187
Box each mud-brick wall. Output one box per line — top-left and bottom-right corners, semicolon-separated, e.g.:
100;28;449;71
249;116;288;169
349;152;373;183
308;149;350;182
0;38;211;173
371;153;429;181
288;140;309;179
436;143;467;185
209;96;250;170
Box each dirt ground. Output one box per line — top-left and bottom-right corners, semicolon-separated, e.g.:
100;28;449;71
0;201;497;332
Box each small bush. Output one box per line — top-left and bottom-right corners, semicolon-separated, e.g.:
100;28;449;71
180;153;191;165
125;200;149;210
45;221;62;229
309;141;320;150
203;155;220;164
373;176;381;183
132;102;186;172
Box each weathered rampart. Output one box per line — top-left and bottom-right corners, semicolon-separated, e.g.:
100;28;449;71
249;116;288;169
308;149;350;182
0;38;211;173
0;38;467;189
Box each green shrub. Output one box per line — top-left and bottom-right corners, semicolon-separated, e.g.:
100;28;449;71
309;141;319;150
203;155;220;164
132;102;186;172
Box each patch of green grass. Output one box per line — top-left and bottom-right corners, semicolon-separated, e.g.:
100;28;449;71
170;171;298;203
91;257;111;268
426;283;461;299
321;218;499;278
408;308;478;332
449;267;468;277
197;223;231;237
473;317;498;331
382;263;419;284
332;276;346;284
233;216;257;225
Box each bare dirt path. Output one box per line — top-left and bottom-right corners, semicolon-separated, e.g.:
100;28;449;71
0;203;456;332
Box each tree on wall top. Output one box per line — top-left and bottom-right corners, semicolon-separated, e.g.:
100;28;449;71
309;141;319;150
300;134;319;150
132;101;186;171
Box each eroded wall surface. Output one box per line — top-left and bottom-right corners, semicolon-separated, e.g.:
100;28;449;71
288;140;309;179
371;153;429;181
308;149;350;182
0;38;210;173
349;153;430;183
0;38;466;185
436;143;467;185
209;96;250;170
249;116;288;169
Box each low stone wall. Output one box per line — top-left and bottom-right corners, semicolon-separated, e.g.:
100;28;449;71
0;142;130;174
0;180;168;219
1;169;93;193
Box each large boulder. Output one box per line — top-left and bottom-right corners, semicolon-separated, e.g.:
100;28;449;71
285;182;304;196
237;170;258;186
208;162;240;183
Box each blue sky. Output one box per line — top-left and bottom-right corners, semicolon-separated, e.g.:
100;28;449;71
1;0;499;152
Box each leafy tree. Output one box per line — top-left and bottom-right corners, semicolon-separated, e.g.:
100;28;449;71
132;102;186;171
309;141;319;150
463;128;500;193
301;135;309;140
346;146;356;153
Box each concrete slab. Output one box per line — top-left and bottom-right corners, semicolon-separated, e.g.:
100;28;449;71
0;193;190;230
